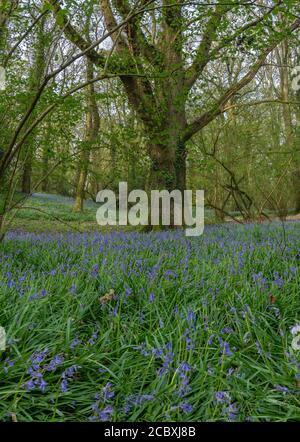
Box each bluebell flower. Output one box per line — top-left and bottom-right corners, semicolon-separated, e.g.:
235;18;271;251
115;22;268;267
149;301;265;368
219;338;234;357
39;379;47;392
208;334;214;345
148;292;155;302
70;283;77;294
70;337;82;349
99;405;114;421
60;365;80;392
158;351;174;377
274;384;289;394
60;378;69;393
256;341;263;355
187;310;195;323
215;391;231;404
226;403;239;421
221;327;234;334
102;382;115;401
180;402;193;413
29;349;48;371
24;379;36;391
179;362;191;373
88;329;99;345
44;354;64;372
4;358;16;373
91;264;99;277
152;348;164;358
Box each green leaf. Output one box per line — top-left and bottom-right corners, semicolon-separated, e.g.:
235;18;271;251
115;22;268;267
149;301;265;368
56;9;67;26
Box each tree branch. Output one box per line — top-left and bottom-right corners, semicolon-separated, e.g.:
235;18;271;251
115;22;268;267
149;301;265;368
185;3;232;88
3;9;49;67
112;0;161;65
183;17;300;142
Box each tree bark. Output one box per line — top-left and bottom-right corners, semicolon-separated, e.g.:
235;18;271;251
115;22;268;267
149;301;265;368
21;14;46;194
21;153;32;194
41;123;51;192
73;56;100;212
277;40;299;212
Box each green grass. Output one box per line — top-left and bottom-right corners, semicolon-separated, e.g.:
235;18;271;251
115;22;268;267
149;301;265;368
0;222;300;421
0;192;100;233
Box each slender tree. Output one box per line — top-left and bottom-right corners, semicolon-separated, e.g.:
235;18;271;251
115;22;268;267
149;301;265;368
73;56;100;211
21;13;47;194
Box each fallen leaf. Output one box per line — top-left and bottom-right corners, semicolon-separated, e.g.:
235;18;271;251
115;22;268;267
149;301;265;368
99;289;115;304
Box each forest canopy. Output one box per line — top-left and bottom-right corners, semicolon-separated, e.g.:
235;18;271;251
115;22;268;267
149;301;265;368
0;0;300;234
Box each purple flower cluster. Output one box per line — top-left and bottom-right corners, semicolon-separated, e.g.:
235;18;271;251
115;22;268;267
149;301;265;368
29;288;47;301
2;222;300;421
4;358;16;373
121;393;155;415
98;382;115;401
91;264;99;278
274;384;289;394
44;354;64;372
88;328;99;346
23;349;49;392
70;337;82;349
219;338;235;358
90;382;115;421
180;402;193;413
89;405;114;421
69;283;77;294
60;365;80;393
214;391;239;421
158;351;174;377
177;362;192;398
183;328;195;351
148;292;155;302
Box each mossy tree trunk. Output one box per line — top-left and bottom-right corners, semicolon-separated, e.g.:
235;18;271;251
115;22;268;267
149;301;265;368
73;58;100;212
21;14;47;194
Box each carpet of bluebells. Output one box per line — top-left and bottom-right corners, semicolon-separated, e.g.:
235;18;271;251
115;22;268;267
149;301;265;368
0;222;300;422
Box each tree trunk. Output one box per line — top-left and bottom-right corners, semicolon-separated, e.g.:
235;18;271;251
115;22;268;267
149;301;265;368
73;56;100;212
41;147;50;192
175;140;187;192
277;40;299;212
146;123;186;229
21;151;32;194
73;149;90;212
295;56;300;213
20;14;46;194
146;82;188;190
148;143;176;191
147;135;187;192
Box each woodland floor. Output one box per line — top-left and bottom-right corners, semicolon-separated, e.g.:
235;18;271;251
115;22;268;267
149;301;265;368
1;192;299;234
0;219;300;421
